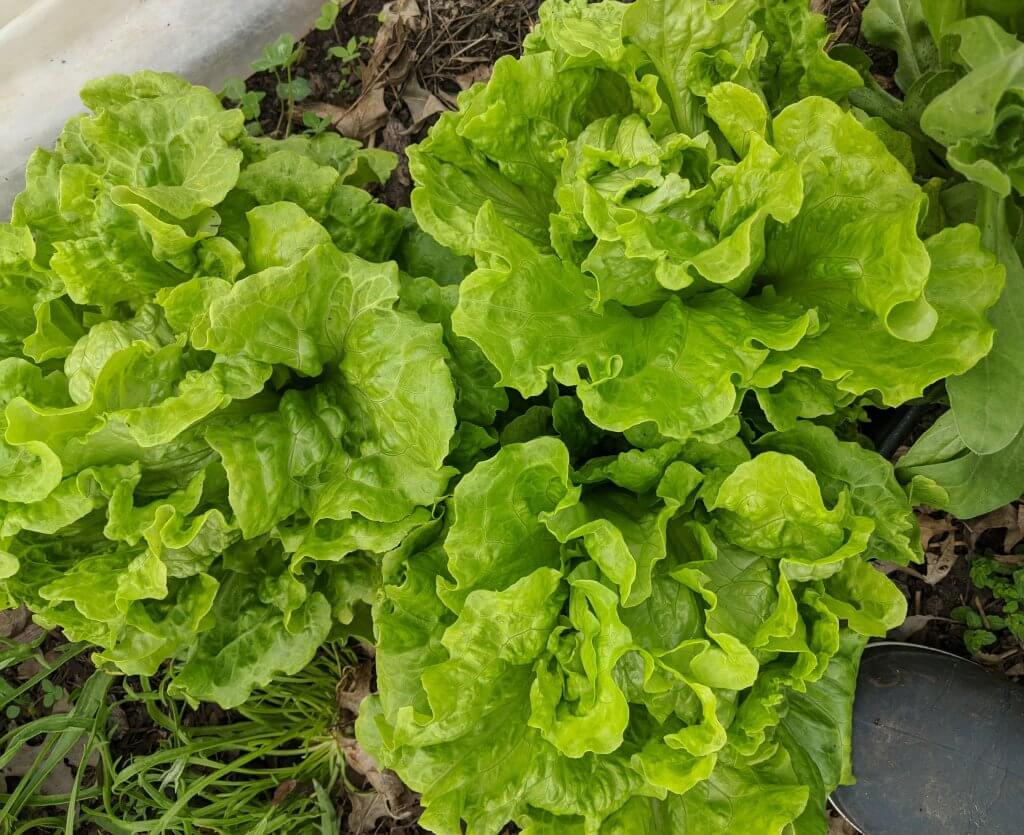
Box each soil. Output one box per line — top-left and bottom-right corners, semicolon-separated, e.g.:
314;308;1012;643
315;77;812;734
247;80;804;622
821;0;899;93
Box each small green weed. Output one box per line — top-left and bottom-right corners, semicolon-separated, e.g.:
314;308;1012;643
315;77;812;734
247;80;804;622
952;556;1024;655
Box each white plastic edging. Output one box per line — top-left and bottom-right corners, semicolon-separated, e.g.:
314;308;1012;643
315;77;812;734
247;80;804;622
0;0;323;218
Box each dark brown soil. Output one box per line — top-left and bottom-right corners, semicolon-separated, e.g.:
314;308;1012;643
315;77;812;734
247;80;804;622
822;0;900;93
248;0;389;136
248;0;540;156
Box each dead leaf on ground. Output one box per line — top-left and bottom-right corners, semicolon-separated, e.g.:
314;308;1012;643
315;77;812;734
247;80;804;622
272;778;300;806
341;737;406;800
308;85;390;143
1;745;76;796
402;77;447;130
337;85;389;139
966;505;1023;551
917;512;953;549
348;790;419;835
827;810;858;835
455;64;492;90
1010;505;1024;551
877;560;925;580
924;535;959;585
363;0;422;88
65;736;99;770
975;647;1019;665
337;659;375;715
380;117;413;207
995;553;1024;567
340;736;418;830
1006;660;1024;677
0;606;30;639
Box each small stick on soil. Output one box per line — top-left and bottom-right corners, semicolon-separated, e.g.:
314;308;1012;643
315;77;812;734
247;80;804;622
974;596;992;631
914;589;921;616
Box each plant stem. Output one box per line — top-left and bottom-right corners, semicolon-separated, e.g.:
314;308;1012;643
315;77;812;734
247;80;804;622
285;65;295;138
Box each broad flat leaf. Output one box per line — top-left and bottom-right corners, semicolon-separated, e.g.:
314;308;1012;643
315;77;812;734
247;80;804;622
862;0;940;90
948;191;1024;454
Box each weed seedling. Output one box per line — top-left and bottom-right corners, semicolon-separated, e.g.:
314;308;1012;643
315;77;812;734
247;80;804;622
250;33;308;136
316;0;353;33
303;111;332;136
220;76;266;132
952;556;1024;655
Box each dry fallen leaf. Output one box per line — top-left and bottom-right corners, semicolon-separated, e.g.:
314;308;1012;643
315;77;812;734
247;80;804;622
876;560;925;580
342;738;405;799
827;810;858;835
272;778;300;806
966;505;1020;551
1012;505;1024;551
924;535;959;585
994;553;1024;567
1005;660;1024;677
308;86;390;143
0;606;30;639
455;64;492;90
363;0;422;88
338;85;390;140
917;512;953;550
348;790;417;835
336;659;374;715
402;77;447;130
340;736;418;830
1;745;76;796
975;647;1019;665
319;0;426;145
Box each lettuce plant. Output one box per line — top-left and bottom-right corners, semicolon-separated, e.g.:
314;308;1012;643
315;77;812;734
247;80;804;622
853;2;1024;515
0;72;471;706
357;425;915;833
409;0;1002;446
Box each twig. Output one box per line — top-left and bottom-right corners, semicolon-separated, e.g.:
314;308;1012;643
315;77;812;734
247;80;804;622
975;596;992;631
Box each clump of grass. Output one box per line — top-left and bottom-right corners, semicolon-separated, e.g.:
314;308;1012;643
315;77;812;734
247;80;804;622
0;638;355;835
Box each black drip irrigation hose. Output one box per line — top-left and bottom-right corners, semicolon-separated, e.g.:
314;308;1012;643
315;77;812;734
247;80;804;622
874;403;935;460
